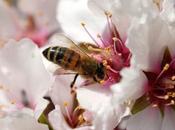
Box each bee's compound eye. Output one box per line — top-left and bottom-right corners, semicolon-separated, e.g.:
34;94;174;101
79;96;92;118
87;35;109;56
96;63;105;80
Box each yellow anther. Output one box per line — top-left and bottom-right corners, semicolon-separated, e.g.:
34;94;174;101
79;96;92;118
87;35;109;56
64;102;68;107
152;104;158;107
164;95;169;100
171;100;175;105
171;76;175;81
167;92;175;98
104;11;112;17
109;58;113;62
10;100;16;104
163;64;169;71
97;34;101;38
103;60;108;66
81;22;86;26
100;80;105;84
112;37;118;41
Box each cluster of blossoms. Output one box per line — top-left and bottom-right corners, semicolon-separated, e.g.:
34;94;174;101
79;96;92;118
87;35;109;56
0;0;175;130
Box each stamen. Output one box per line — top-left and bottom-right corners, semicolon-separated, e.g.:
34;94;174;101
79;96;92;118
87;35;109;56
63;102;73;126
171;76;175;81
167;92;175;98
10;100;16;104
152;103;158;107
97;34;108;46
166;100;175;106
155;64;170;82
113;37;123;54
81;22;100;47
104;11;113;36
103;60;118;73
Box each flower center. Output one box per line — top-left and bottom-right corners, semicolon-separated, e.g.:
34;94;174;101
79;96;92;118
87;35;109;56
80;11;131;86
63;101;92;128
143;48;175;108
148;63;175;107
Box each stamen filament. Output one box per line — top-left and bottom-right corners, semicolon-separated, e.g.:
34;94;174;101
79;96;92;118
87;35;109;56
97;34;108;46
64;102;73;126
81;22;100;47
155;64;170;83
113;37;123;54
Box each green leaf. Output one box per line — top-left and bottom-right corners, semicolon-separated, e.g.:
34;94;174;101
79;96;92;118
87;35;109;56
171;105;175;112
131;94;151;115
38;113;53;130
158;105;165;118
161;47;172;69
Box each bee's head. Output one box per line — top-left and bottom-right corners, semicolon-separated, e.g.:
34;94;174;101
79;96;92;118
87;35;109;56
94;63;106;83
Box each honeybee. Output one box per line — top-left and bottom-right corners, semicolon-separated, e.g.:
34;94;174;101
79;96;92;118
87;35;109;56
42;34;106;88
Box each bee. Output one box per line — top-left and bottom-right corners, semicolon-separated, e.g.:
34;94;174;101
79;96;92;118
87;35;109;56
42;34;106;88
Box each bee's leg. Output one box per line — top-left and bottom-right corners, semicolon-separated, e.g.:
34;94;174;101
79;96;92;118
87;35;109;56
70;74;79;88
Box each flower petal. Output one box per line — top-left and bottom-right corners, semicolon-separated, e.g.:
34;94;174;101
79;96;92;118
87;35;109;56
0;39;52;108
161;107;175;130
77;85;126;129
49;75;75;113
0;110;48;130
127;16;174;70
127;106;162;130
111;62;147;104
161;0;175;26
57;0;105;42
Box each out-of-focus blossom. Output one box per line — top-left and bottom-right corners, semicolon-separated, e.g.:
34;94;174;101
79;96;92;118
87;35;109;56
0;0;60;47
0;108;49;130
0;39;53;110
114;1;175;130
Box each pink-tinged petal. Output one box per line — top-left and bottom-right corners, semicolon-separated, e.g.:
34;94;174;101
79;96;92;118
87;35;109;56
127;16;174;71
111;62;147;104
34;98;49;119
57;0;105;42
0;110;48;130
49;75;75;113
127;106;162;130
0;39;53;109
18;0;59;32
49;106;93;130
48;106;71;130
161;107;175;130
77;85;126;129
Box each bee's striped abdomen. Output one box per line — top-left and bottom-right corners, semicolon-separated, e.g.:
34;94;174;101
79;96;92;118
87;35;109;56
43;46;81;70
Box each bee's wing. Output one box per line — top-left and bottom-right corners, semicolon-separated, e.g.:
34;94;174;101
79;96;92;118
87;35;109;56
49;33;90;58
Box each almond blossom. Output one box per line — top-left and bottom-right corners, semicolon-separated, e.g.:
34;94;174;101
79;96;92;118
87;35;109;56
111;0;175;130
49;0;160;129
